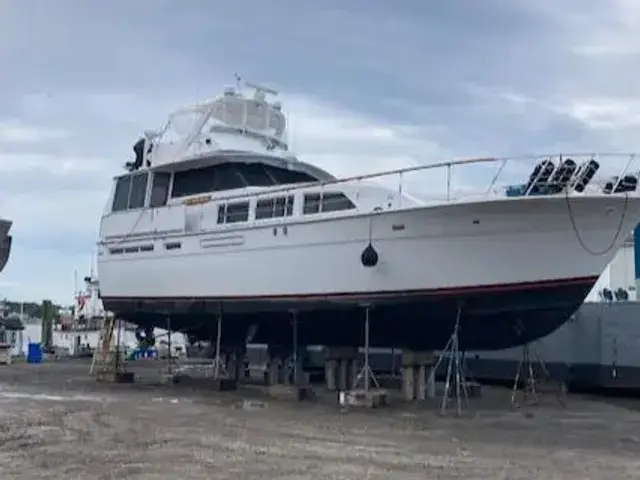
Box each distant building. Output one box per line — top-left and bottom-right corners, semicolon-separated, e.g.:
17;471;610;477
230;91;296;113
0;303;25;356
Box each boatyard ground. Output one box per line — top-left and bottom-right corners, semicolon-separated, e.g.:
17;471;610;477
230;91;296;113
0;361;639;479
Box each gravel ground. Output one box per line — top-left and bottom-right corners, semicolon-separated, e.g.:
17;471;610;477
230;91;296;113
0;360;639;479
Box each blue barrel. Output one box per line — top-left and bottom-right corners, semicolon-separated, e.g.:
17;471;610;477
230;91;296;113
27;343;43;364
131;348;157;360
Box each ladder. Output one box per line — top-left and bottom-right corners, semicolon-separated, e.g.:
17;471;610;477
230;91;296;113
89;315;117;377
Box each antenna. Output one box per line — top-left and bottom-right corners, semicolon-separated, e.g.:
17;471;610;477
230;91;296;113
244;81;279;97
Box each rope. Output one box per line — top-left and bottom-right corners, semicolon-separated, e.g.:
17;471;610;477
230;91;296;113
564;189;629;256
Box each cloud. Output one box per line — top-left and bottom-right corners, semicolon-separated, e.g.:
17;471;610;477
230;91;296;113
0;122;68;144
0;0;639;303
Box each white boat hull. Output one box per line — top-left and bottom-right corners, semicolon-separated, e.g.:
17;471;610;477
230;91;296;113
98;194;640;350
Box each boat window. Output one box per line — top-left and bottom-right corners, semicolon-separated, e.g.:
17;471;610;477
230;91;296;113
212;164;246;191
169;160;321;198
255;195;294;219
265;166;317;185
236;164;275;187
274;196;287;217
321;192;355;212
217;201;250;224
128;173;148;209
112;176;132;212
303;193;321;214
150;172;171;207
303;192;355;214
171;166;216;198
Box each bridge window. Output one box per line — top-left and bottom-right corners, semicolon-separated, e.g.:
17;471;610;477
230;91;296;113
265;166;317;184
171;166;215;198
112;176;132;212
150;172;171;207
212;163;246;191
303;192;355;214
128;173;148;209
238;164;276;187
169;161;321;199
255;195;294;219
217;201;250;224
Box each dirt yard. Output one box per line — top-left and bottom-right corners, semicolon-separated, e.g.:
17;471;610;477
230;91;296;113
0;360;638;479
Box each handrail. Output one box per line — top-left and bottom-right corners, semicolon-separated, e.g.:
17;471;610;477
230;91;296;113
102;152;639;235
158;152;637;206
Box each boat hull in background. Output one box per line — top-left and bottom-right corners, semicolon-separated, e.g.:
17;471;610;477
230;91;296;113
0;219;13;273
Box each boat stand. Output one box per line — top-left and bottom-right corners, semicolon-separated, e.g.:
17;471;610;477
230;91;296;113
432;304;469;416
510;342;566;409
340;304;387;408
163;313;177;377
278;310;313;400
211;309;229;381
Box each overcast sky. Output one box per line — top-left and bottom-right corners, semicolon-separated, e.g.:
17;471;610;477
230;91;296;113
0;0;638;304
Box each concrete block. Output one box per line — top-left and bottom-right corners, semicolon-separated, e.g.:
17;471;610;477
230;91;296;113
268;384;314;401
267;358;282;386
426;366;436;398
402;366;416;401
339;389;389;408
325;359;337;390
337;359;349;391
416;365;427;401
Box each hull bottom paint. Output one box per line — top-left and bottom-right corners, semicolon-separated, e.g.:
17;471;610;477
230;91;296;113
102;276;597;351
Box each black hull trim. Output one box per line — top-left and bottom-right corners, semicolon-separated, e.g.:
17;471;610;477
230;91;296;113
102;276;598;351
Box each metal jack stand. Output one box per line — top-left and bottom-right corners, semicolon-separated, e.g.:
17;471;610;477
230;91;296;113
166;313;174;374
510;342;566;409
432;305;468;416
340;304;387;408
160;313;180;383
113;318;133;383
352;304;380;392
212;309;228;380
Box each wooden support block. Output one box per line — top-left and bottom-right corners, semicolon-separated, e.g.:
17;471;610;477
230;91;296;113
114;371;135;383
339;389;389;408
213;378;237;391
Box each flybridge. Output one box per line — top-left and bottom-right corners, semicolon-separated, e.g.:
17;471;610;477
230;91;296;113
125;79;289;173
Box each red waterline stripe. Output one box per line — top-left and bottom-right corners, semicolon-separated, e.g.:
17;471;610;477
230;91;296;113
102;275;598;303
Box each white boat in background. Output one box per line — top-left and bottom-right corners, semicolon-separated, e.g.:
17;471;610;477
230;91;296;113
97;79;640;351
0;218;13;273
